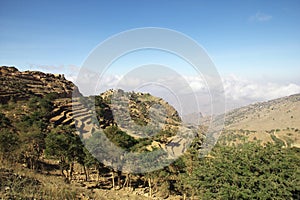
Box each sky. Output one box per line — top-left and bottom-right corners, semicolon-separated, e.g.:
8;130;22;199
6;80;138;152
1;0;300;113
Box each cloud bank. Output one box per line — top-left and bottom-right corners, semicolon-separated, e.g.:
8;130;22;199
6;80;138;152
86;73;300;114
222;75;300;111
29;64;300;114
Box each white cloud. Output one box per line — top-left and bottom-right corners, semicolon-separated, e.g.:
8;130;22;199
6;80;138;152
223;74;300;110
183;76;207;92
249;11;272;22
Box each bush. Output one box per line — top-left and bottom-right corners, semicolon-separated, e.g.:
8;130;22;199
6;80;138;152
182;142;300;199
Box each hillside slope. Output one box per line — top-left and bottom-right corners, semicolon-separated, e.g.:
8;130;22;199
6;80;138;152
222;93;300;147
0;66;198;151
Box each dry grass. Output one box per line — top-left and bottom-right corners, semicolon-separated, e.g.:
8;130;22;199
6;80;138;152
0;161;94;200
223;94;300;146
226;97;300;131
0;161;153;200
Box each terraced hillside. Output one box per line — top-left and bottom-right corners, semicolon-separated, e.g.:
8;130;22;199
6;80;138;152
49;97;98;137
48;89;201;161
0;66;105;139
0;66;81;104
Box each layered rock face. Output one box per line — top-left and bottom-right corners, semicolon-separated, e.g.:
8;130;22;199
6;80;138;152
0;66;81;103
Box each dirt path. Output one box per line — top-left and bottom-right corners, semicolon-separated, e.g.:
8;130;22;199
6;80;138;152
273;130;288;147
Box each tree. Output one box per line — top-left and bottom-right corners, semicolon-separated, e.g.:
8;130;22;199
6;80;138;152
0;113;18;162
14;95;62;170
18;124;45;170
16;97;51;170
84;130;123;189
45;125;85;181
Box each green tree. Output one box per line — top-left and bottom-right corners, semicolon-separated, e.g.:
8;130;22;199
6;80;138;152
103;126;138;149
18;124;45;170
15;96;56;169
45;125;85;181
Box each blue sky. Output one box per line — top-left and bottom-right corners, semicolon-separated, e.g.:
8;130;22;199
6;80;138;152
1;0;300;107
